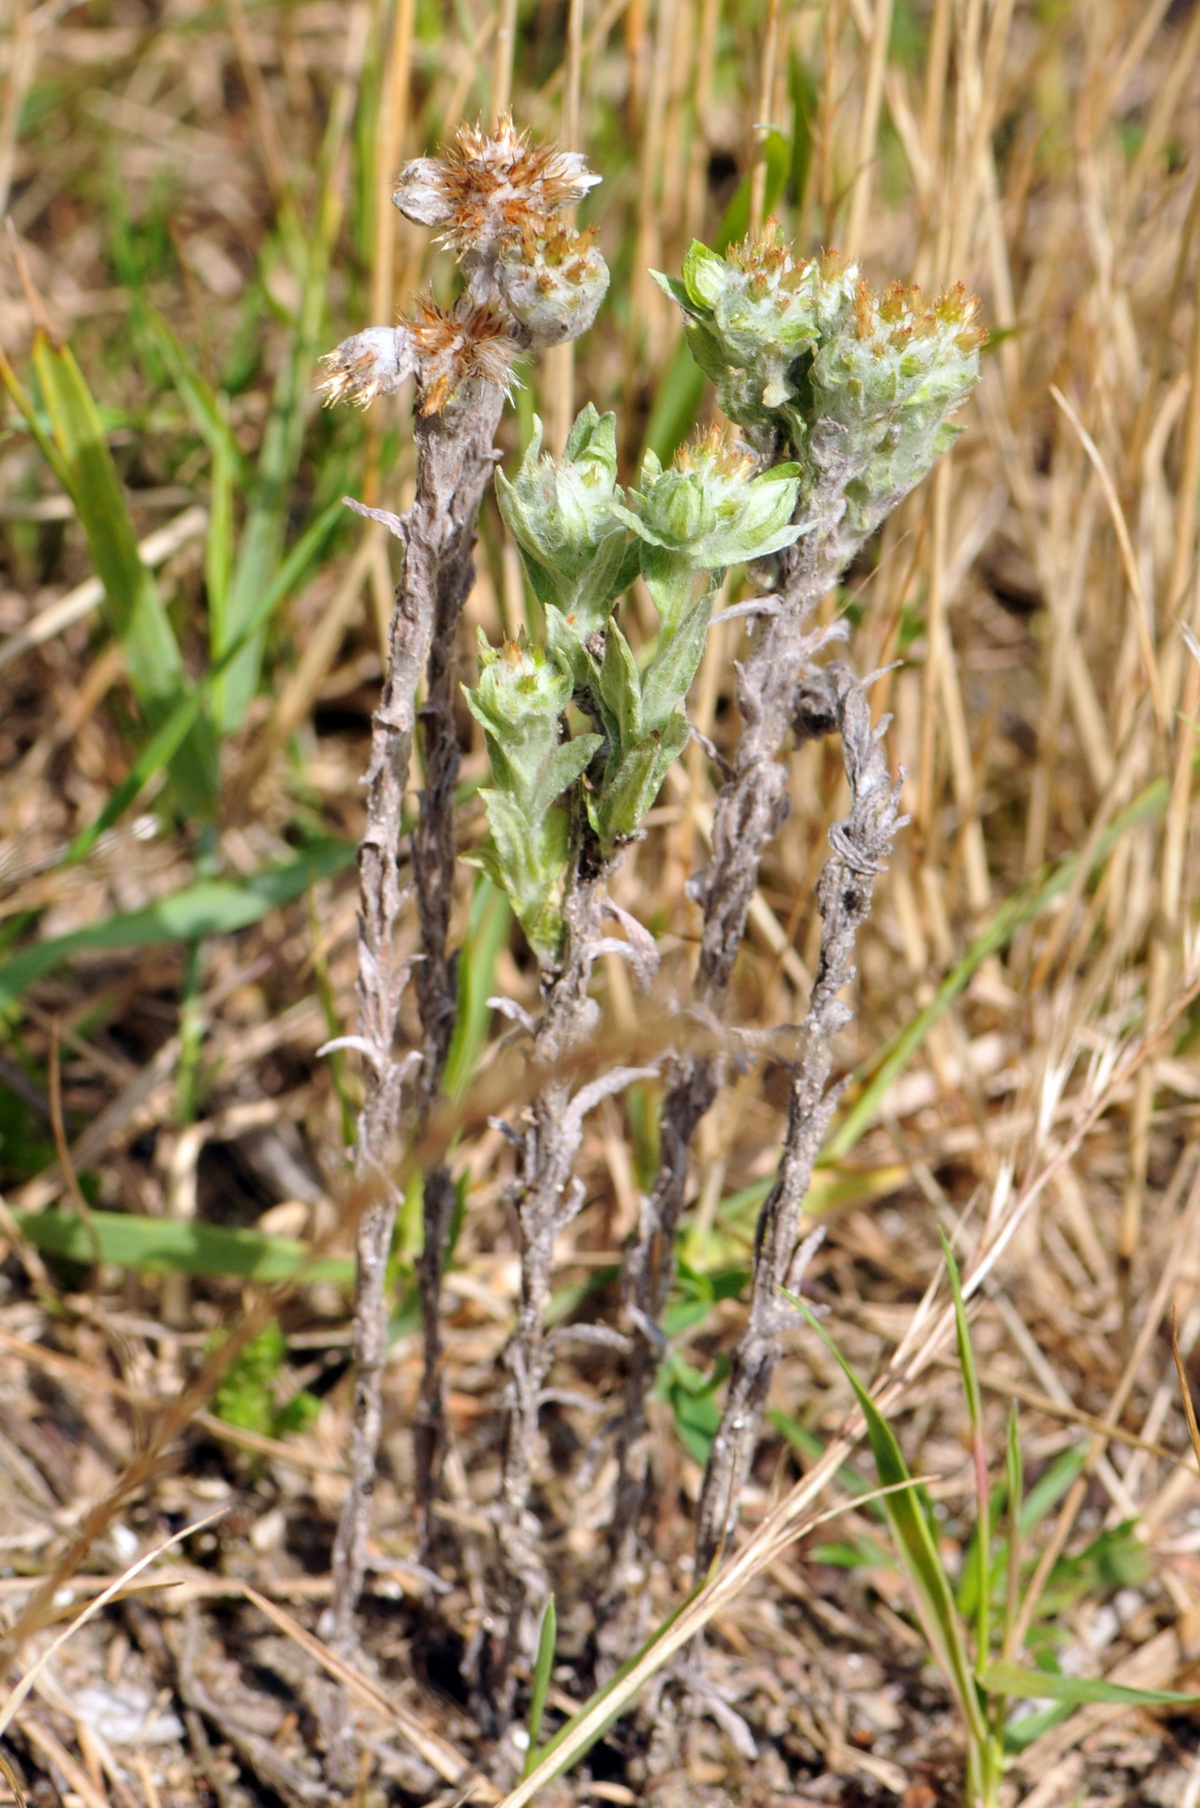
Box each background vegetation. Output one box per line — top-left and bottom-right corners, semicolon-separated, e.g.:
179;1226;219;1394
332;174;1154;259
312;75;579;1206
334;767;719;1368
2;0;1200;1803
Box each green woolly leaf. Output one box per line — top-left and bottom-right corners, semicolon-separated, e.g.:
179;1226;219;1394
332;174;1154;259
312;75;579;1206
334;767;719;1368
680;240;726;311
650;269;693;311
529;733;604;822
597;619;643;748
640;594;714;733
591;740;661;848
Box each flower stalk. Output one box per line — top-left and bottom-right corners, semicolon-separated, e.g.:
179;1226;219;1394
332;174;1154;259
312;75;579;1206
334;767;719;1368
320;116;609;1657
608;225;983;1614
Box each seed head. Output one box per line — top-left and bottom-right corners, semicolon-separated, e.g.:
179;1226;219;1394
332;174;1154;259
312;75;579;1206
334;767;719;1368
405;294;524;415
392;114;601;261
319;326;415;409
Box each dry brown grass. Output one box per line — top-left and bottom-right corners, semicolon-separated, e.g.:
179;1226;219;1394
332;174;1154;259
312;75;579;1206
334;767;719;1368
2;1;1200;1804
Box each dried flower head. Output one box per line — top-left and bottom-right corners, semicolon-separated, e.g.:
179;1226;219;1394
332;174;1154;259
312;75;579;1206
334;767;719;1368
406;294;523;414
393;114;600;263
321;298;524;416
319;326;416;409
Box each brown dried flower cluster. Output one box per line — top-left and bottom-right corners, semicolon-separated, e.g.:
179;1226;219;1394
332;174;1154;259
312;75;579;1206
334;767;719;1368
319;297;521;416
406;295;523;415
392;113;600;260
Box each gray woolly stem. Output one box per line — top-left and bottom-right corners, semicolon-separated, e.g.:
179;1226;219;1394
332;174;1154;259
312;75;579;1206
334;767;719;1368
484;842;651;1718
324;379;505;1656
607;517;846;1605
693;662;905;1575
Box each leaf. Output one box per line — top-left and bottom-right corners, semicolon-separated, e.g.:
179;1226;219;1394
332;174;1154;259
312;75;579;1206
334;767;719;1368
13;1207;353;1284
443;876;512;1104
639;592;713;734
530;733;604;823
597;618;643;747
27;332;219;817
523;1596;557;1778
789;1291;987;1744
977;1660;1200;1710
0;842;353;1011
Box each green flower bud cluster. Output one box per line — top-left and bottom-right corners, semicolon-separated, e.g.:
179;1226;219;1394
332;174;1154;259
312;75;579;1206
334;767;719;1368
468;413;803;959
590;428;802;847
463;633;602;962
495;405;639;675
654;235;858;437
654;224;985;564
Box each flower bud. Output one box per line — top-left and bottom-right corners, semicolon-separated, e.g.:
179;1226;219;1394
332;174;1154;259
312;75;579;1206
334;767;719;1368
469;630;573;742
497;225;609;346
496;405;637;636
653;228;858;433
463;629;602;964
804;279;985;544
611;427;802;570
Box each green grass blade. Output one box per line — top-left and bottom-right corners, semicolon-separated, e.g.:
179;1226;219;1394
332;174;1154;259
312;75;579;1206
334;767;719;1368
443;876;512;1103
1003;1402;1023;1661
788;1290;987;1743
13;1207;352;1285
940;1232;990;1669
29;332;220;819
522;1595;557;1778
0;841;353;1011
66;501;343;863
977;1660;1200;1710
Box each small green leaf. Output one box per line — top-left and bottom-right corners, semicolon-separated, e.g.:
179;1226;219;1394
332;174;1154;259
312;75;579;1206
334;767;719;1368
14;1207;353;1284
523;1596;557;1778
597;618;643;747
639;592;713;733
0;842;353;1011
978;1660;1200;1710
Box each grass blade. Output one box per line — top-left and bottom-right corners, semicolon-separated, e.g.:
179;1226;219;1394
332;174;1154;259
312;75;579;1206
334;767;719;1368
522;1595;557;1778
788;1290;987;1744
940;1232;990;1669
12;1208;353;1285
977;1660;1200;1709
0;842;353;1011
27;332;220;818
65;501;343;864
443;875;512;1104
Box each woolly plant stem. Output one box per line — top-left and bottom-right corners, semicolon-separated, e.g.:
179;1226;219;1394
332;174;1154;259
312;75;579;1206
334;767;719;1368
693;664;904;1573
489;850;653;1713
609;527;844;1592
325;379;505;1653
